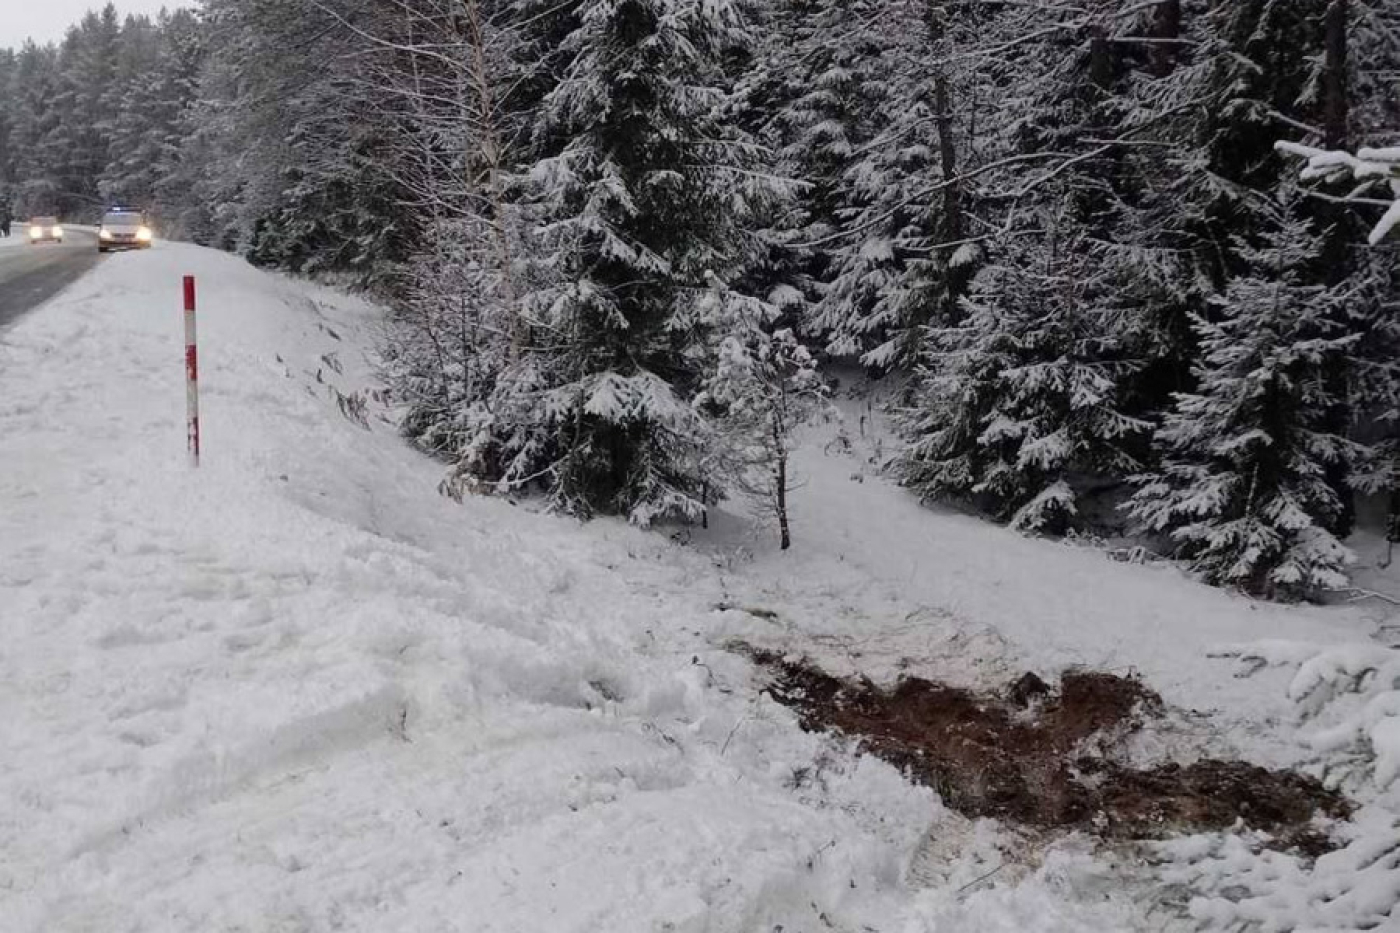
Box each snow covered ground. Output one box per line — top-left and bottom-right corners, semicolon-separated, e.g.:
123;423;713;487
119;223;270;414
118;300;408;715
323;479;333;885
699;383;1393;766
2;240;1396;930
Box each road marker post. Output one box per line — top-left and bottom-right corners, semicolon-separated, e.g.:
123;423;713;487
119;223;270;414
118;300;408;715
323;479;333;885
183;275;200;466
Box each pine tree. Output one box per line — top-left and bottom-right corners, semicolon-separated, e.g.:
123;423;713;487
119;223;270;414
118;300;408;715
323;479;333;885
8;42;61;217
760;0;891;352
1072;1;1210;423
899;216;1149;533
1349;245;1400;561
455;0;778;525
0;48;16;228
40;6;125;218
895;1;1167;531
1127;209;1362;600
801;0;982;369
187;0;419;287
99;10;204;216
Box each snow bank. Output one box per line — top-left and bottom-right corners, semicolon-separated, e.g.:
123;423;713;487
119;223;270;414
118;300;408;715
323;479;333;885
1156;808;1400;932
0;243;1165;931
1216;640;1400;794
1120;636;1400;930
1;243;938;931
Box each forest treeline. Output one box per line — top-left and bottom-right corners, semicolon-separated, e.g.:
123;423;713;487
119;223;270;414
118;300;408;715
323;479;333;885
2;1;1398;600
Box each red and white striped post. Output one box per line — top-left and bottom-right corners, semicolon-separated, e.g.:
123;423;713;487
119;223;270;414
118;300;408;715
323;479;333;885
183;275;200;466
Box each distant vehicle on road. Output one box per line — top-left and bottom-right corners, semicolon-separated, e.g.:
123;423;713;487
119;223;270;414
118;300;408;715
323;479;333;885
29;217;63;244
98;208;153;253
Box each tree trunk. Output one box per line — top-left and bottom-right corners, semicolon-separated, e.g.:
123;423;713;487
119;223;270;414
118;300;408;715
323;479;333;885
460;0;523;355
923;0;970;346
1149;0;1182;78
934;75;960;252
1389;487;1400;544
1322;0;1349;151
1088;28;1113;95
776;451;791;551
773;415;791;550
1320;0;1355;538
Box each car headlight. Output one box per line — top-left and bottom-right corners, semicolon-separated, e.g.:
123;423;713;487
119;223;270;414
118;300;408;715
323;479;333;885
136;227;153;242
52;226;63;237
100;228;112;239
29;227;41;238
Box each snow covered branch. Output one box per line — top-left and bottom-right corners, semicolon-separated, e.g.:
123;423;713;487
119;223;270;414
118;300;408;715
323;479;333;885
1276;141;1400;245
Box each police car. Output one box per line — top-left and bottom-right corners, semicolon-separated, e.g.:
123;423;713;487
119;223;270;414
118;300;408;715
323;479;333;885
98;208;154;253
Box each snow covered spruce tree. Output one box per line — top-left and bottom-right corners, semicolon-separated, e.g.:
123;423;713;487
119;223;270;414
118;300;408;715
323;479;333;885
0;43;60;217
1168;0;1380;541
190;0;420;287
99;9;205;219
799;0;991;370
895;3;1166;533
460;0;783;524
0;8;210;225
40;7;124;218
1126;209;1363;600
761;0;902;359
898;216;1149;534
699;286;827;549
1277;136;1400;562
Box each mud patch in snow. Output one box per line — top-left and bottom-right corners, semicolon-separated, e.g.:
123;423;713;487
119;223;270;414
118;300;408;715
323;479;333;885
741;646;1349;850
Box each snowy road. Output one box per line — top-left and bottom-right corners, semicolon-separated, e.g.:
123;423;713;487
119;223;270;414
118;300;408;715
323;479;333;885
0;227;100;329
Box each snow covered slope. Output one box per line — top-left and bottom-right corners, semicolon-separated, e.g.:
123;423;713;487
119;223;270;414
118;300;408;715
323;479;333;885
698;384;1394;767
696;388;1400;931
2;241;1395;931
0;243;1144;931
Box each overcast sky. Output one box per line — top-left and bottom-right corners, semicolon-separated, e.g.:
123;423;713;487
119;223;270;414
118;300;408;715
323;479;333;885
3;1;196;50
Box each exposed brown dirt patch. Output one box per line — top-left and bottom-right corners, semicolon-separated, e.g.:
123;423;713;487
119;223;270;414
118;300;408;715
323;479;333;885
740;645;1349;849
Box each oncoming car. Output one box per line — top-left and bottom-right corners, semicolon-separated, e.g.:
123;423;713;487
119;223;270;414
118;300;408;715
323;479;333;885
29;217;63;244
98;208;154;253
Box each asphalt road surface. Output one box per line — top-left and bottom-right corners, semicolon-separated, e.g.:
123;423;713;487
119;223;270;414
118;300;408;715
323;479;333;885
0;227;102;330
